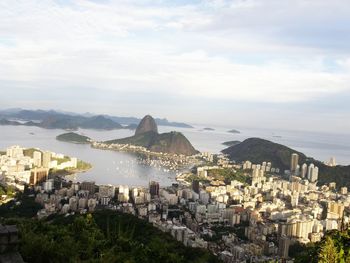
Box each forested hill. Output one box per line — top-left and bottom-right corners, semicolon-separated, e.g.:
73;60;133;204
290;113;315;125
1;210;220;263
222;138;350;188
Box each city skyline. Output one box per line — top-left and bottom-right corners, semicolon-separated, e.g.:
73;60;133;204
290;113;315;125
1;0;350;132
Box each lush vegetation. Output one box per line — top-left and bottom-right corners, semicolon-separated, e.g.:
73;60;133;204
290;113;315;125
23;148;42;158
76;159;93;170
106;131;198;156
207;168;251;185
1;210;220;263
0;150;6;155
185;173;210;184
52;155;71;165
222;138;350;188
0;184;15;198
56;132;91;144
0;190;41;218
49;160;92;177
294;229;350;263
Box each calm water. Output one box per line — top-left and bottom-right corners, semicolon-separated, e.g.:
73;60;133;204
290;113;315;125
0;125;349;186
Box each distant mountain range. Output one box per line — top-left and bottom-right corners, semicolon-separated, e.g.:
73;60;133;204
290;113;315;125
222;138;350;188
0;109;193;130
105;115;198;156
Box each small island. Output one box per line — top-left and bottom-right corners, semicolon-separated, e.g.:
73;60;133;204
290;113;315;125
203;127;215;131
56;132;91;144
227;129;240;134
222;140;241;147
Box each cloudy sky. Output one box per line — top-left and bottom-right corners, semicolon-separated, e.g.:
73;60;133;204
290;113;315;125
0;0;349;132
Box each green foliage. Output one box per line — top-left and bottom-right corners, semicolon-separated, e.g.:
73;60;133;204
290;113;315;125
77;160;92;170
0;184;15;197
52;155;71;165
1;210;220;263
106;131;198;155
318;236;339;263
56;132;91;144
0;191;42;218
23;148;42;158
185;173;210;184
294;229;350;263
208;168;251;185
223;137;350;188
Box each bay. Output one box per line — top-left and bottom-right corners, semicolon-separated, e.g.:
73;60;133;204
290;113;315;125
0;124;349;187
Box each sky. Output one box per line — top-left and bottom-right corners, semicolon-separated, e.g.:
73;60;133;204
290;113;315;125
0;0;350;132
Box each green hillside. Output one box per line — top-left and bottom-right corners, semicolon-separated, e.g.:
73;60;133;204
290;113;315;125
222;138;350;188
294;229;350;263
1;210;220;263
105;115;198;156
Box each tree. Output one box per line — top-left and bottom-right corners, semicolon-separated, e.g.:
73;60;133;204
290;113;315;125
318;236;339;263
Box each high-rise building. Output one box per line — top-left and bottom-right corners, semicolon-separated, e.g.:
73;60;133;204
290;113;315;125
278;236;290;259
192;180;200;194
307;163;318;182
99;184;116;198
33;151;42;167
340;187;348;195
290;153;299;175
42;151;51;168
307;164;318;183
118;185;129;202
300;163;307;178
149;181;159;197
30;167;49;185
80;181;96;194
6;146;24;158
327;157;337;167
328;201;344;219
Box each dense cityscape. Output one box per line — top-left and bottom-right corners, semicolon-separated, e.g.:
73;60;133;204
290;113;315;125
1;0;350;262
1;142;348;262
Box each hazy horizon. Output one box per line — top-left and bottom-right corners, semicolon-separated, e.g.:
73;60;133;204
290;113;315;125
1;0;349;133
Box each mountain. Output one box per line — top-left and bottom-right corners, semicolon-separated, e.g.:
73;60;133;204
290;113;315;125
105;115;198;156
79;115;123;129
0;119;22;126
222;138;350;188
154;118;193;128
135;115;158;135
0;112;124;131
125;123;138;130
222;138;307;170
56;132;91;144
0;109;193;129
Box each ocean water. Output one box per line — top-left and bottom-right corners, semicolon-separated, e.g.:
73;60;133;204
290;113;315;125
0;124;349;187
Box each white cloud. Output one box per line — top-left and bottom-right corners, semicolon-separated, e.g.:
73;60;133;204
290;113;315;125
0;0;350;106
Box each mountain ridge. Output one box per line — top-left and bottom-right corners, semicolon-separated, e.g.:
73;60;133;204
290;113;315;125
0;109;193;129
